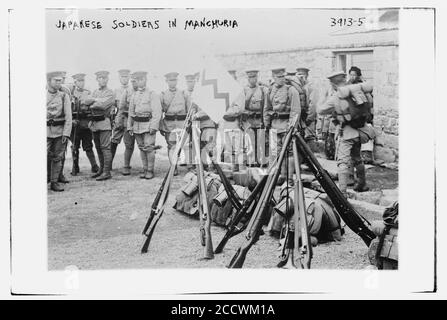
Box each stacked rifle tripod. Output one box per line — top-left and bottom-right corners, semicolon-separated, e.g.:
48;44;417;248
140;113;377;269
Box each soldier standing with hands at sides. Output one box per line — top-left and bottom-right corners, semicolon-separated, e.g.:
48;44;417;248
127;71;162;179
70;73;99;175
111;69;137;175
47;71;72;192
264;67;301;185
159;72;191;176
81;71;115;181
241;69;269;167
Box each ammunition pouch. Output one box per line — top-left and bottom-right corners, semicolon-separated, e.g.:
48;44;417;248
46;119;66;126
132;114;152;122
241;112;262;122
223;114;240;122
122;111;129;117
196;115;210;121
270;112;290;120
164;114;187;121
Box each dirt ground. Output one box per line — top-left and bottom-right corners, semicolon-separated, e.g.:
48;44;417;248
48;148;396;271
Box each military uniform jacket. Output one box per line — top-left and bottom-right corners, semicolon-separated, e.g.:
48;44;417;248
72;87;91;129
242;85;268;129
115;86;136;129
186;89;216;129
82;87;115;132
264;84;301;133
47;89;72;138
128;88;162;134
160;89;191;133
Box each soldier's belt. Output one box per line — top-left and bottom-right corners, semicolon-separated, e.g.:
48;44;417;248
223;114;239;122
241;112;262;120
46;119;66;126
164;114;187;121
73;112;91;120
122;111;129;117
271;112;290;120
197;115;210;121
133;115;152;122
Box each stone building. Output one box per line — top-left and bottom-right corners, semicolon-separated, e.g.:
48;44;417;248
218;9;399;163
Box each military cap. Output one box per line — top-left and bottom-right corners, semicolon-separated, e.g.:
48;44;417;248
286;68;296;76
132;71;148;79
245;69;259;77
271;67;286;75
95;71;110;77
228;69;237;74
118;69;131;76
47;71;65;80
185;73;198;81
164;72;179;80
72;73;86;81
327;70;346;80
296;67;310;73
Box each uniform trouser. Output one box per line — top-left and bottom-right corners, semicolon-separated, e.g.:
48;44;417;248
92;130;112;174
270;131;294;180
243;127;269;167
200;128;217;166
135;132;156;172
163;131;179;166
111;125;135;168
336;136;363;192
72;126;94;151
47;137;67;182
222;129;244;165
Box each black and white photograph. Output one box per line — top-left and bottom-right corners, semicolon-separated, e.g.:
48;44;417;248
4;1;441;300
45;7;400;271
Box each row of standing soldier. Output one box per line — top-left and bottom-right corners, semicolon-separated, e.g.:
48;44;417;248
47;66;373;196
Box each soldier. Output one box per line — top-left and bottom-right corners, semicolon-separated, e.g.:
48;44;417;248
81;71;115;181
70;73;99;175
264;67;301;185
47;71;72;192
186;73;218;170
160;72;191;176
317;71;372;195
111;69;137;175
241;69;269;167
56;71;72;184
127;71;162;179
296;67;318;151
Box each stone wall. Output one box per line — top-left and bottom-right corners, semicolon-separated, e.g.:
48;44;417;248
217;34;399;163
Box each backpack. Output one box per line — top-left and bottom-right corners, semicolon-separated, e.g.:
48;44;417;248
336;83;373;129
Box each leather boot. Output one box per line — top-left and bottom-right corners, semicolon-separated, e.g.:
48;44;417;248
47;157;51;183
71;148;80;176
91;150;104;178
122;147;133;176
85;149;99;173
96;149;112;181
50;160;64;192
110;142;118;170
354;164;370;192
58;156;69;183
139;150;148;179
145;151;155;179
337;169;350;197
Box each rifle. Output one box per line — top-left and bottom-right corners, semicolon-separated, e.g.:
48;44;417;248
294;132;376;246
214;173;268;254
276;136;312;269
228;119;298;268
192;121;214;259
141;106;194;254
